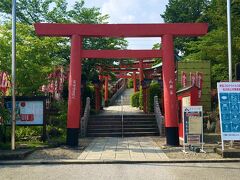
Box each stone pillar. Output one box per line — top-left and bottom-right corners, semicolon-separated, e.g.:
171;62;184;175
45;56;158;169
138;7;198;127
67;35;82;146
162;34;179;146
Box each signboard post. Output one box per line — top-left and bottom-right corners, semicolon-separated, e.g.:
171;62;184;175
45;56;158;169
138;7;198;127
217;82;240;151
4;96;46;141
182;106;204;153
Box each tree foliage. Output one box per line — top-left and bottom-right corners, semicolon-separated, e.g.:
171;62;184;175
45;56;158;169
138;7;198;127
0;0;127;95
148;81;161;113
0;23;67;95
161;0;210;54
161;0;240;86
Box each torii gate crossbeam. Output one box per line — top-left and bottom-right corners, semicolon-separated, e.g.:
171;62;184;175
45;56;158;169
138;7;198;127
34;23;208;147
35;23;207;37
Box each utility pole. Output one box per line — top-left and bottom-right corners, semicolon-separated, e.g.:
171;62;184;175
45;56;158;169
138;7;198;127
227;0;232;82
11;0;16;150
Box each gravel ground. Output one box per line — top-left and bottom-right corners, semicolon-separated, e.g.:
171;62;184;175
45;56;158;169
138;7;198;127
25;138;93;160
153;137;223;160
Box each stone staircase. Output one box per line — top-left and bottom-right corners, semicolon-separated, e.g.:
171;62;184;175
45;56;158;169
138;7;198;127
87;114;159;137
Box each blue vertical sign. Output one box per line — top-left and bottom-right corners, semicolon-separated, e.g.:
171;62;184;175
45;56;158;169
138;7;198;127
217;82;240;141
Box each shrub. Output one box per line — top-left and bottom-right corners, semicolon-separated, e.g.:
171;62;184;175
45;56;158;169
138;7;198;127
131;92;140;107
15;126;42;141
127;79;133;88
148;81;161;112
0;95;10;143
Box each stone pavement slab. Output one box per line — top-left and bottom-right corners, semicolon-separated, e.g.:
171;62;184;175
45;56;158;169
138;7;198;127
78;137;168;161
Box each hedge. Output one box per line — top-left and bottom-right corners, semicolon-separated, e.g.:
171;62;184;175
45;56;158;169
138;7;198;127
130;91;140;107
148;81;161;112
127;79;133;88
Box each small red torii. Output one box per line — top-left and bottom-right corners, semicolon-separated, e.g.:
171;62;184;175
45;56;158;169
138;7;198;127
34;23;208;147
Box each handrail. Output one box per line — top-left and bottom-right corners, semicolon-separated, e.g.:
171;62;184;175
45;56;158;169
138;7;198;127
154;96;165;136
80;97;91;137
121;95;124;138
109;79;127;105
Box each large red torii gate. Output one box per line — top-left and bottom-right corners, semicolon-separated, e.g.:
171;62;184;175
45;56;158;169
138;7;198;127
35;23;208;146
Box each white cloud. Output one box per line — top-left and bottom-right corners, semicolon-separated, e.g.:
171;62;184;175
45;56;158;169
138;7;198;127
67;0;169;49
101;0;139;23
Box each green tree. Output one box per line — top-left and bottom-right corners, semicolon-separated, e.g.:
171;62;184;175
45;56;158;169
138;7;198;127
0;23;66;95
161;0;240;86
161;0;210;54
0;0;128;95
184;0;240;86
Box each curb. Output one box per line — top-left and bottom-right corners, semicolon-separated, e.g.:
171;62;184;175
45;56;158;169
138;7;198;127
0;149;35;161
1;158;240;165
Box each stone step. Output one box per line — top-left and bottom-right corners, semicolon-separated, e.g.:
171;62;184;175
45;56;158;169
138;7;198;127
88;124;157;128
89;114;155;119
88;128;158;133
88;121;156;126
87;132;159;137
87;113;159;137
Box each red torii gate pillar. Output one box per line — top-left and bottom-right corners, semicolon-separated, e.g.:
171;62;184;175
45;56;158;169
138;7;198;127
133;72;137;92
139;59;147;113
67;35;82;146
94;84;101;112
162;35;179;145
104;75;109;107
94;74;103;112
139;59;144;81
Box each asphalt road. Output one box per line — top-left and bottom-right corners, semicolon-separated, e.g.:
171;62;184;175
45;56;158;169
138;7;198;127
1;163;240;180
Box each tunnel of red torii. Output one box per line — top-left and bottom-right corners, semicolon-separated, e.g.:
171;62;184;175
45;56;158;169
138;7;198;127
34;23;208;147
99;60;159;112
95;59;153;110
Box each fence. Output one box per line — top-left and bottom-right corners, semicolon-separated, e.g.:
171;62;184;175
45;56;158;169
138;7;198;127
80;97;91;137
154;96;165;136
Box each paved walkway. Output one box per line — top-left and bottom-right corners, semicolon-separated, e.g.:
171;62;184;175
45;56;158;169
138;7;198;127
78;137;168;161
79;88;167;161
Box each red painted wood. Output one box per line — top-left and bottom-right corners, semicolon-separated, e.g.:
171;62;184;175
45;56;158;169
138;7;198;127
35;23;208;37
104;76;109;102
82;50;162;59
133;72;137;92
119;64;151;68
139;59;144;82
94;84;101;112
111;69;139;73
34;22;208;144
162;35;178;128
133;60;155;64
67;35;82;129
177;86;199;138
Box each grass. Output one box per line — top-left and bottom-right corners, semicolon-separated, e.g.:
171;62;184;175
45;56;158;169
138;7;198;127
0;136;66;150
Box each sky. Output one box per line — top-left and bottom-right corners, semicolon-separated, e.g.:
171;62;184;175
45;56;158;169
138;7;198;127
67;0;169;49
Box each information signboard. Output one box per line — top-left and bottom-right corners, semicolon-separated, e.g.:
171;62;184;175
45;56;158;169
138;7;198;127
217;82;240;144
183;106;203;147
4;97;45;126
